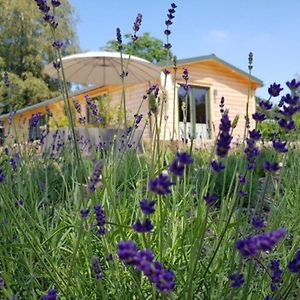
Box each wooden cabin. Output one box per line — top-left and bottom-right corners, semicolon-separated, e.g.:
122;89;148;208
0;54;263;146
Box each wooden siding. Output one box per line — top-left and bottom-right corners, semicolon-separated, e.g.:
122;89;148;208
164;60;257;141
1;83;153;142
1;58;261;144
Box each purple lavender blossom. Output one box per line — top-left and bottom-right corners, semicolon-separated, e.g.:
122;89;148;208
42;289;57;300
251;216;266;229
80;208;90;218
263;161;282;173
210;160;225;172
182;68;189;81
135;249;154;272
91;255;103;280
149;173;174;195
181;68;189;93
219;96;225;113
116;28;122;50
278;119;295;131
268;83;283;97
51;0;61;7
0;277;4;288
216;111;232;158
132;219;154;233
228;273;244;288
94;205;106;235
140;199;156;215
281;94;299;106
236;228;287;257
117;240;139;265
164;29;171;36
169;159;185;177
52;40;63;49
272;140;288;153
30;112;42;128
147;84;159;97
87;160;103;192
117;241;175;293
35;0;50;13
85;95;100;117
239;175;246;184
134;113;143;125
286;79;300;90
176;152;193;165
52;60;61;70
164;3;177;49
287;249;300;273
163;69;170;76
43;14;54;23
0;167;6;182
259;100;273;110
131;13;142;41
204;193;219;205
239;190;248;197
270;259;282;291
252;112;266;122
15;199;24;208
151;265;175;293
244;137;260;170
279;105;298;117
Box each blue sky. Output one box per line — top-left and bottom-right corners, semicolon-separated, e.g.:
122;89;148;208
69;0;300;99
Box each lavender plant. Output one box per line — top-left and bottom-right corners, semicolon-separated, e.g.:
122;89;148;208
1;2;300;300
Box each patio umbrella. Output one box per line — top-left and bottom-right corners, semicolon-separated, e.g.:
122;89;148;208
43;51;160;85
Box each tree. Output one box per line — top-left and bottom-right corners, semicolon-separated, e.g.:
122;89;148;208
0;0;79;112
105;32;172;64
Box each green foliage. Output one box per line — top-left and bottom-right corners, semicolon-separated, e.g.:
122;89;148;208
89;94;123;128
105;32;172;63
0;0;79;112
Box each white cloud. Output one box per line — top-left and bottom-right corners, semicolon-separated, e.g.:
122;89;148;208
208;29;228;41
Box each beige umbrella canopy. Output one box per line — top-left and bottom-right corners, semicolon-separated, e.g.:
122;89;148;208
44;51;160;85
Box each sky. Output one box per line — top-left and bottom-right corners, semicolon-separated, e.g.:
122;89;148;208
69;0;300;99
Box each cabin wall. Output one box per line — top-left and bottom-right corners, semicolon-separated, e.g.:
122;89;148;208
1;83;153;144
1;60;260;146
164;61;257;141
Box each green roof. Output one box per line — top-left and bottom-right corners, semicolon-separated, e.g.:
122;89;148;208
158;54;263;86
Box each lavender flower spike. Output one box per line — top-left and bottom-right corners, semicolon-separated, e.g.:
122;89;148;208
149;172;174;195
94;204;106;235
288;249;300;273
132;13;143;41
117;240;139;266
228;273;244;288
286;79;300;90
43;289;57;300
91;255;103;280
132;219;154;233
140;199;156;215
216;111;232;158
236;228;287;257
268;83;283;97
0;277;4;288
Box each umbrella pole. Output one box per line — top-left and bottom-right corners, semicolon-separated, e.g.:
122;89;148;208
120;78;127;129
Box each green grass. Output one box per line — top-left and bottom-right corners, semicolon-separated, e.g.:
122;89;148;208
1;140;300;299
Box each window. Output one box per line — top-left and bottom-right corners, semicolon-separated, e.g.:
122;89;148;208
178;85;208;124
